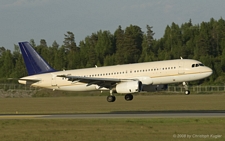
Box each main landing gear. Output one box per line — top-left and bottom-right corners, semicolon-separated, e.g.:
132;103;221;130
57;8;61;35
124;94;133;101
107;90;134;102
107;90;116;102
107;95;116;102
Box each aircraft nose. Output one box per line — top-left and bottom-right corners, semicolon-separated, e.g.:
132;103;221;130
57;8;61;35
206;67;213;77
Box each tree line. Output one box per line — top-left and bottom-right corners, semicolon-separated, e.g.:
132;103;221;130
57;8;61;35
1;18;225;85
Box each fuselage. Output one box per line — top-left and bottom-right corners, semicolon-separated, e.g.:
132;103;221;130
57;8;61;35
19;59;212;92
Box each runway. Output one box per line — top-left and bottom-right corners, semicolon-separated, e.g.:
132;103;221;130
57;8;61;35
1;111;225;119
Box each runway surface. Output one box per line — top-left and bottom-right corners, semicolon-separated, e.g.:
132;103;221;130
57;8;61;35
1;111;225;119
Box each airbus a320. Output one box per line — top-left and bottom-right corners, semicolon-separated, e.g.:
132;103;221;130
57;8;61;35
18;42;212;102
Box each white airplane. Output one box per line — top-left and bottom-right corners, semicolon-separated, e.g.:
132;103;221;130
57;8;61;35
18;42;212;102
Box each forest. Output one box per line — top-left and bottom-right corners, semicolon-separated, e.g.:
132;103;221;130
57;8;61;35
0;18;225;85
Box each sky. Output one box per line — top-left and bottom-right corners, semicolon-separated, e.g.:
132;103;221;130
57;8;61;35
1;0;225;50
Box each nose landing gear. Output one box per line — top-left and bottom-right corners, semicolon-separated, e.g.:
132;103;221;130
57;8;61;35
183;82;190;95
185;90;190;95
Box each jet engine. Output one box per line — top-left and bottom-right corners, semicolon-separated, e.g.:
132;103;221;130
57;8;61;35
116;81;142;93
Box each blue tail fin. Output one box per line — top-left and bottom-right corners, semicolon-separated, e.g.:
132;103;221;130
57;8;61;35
18;41;56;75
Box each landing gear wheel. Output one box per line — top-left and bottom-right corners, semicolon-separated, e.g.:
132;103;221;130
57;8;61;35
124;94;133;101
182;82;190;95
107;95;116;102
185;90;190;95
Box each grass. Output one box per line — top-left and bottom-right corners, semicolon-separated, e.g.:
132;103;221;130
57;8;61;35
0;94;225;114
0;118;224;141
0;94;225;141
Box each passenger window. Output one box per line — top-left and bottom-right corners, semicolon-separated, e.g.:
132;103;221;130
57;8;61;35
192;64;195;68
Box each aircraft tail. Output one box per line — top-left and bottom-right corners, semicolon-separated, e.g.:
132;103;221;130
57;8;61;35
18;41;56;75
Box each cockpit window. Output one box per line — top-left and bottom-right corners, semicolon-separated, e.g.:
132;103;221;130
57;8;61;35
192;63;205;68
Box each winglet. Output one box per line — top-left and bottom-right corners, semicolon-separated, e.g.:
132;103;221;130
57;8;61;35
18;41;56;75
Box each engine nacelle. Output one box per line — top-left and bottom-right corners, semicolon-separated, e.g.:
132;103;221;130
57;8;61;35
142;84;168;92
116;81;142;94
132;76;153;85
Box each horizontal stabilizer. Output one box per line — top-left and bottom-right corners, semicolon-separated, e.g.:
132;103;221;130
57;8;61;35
18;78;41;85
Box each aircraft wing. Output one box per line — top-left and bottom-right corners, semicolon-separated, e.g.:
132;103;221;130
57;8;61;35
57;75;135;89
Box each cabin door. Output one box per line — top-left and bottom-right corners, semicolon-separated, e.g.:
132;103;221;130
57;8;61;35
178;61;184;74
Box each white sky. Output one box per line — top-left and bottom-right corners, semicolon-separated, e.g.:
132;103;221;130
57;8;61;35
1;0;225;50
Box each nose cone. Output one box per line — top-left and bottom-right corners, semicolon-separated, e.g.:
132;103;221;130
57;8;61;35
205;67;213;77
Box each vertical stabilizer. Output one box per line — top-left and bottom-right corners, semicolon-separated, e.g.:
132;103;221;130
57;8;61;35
18;41;56;75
